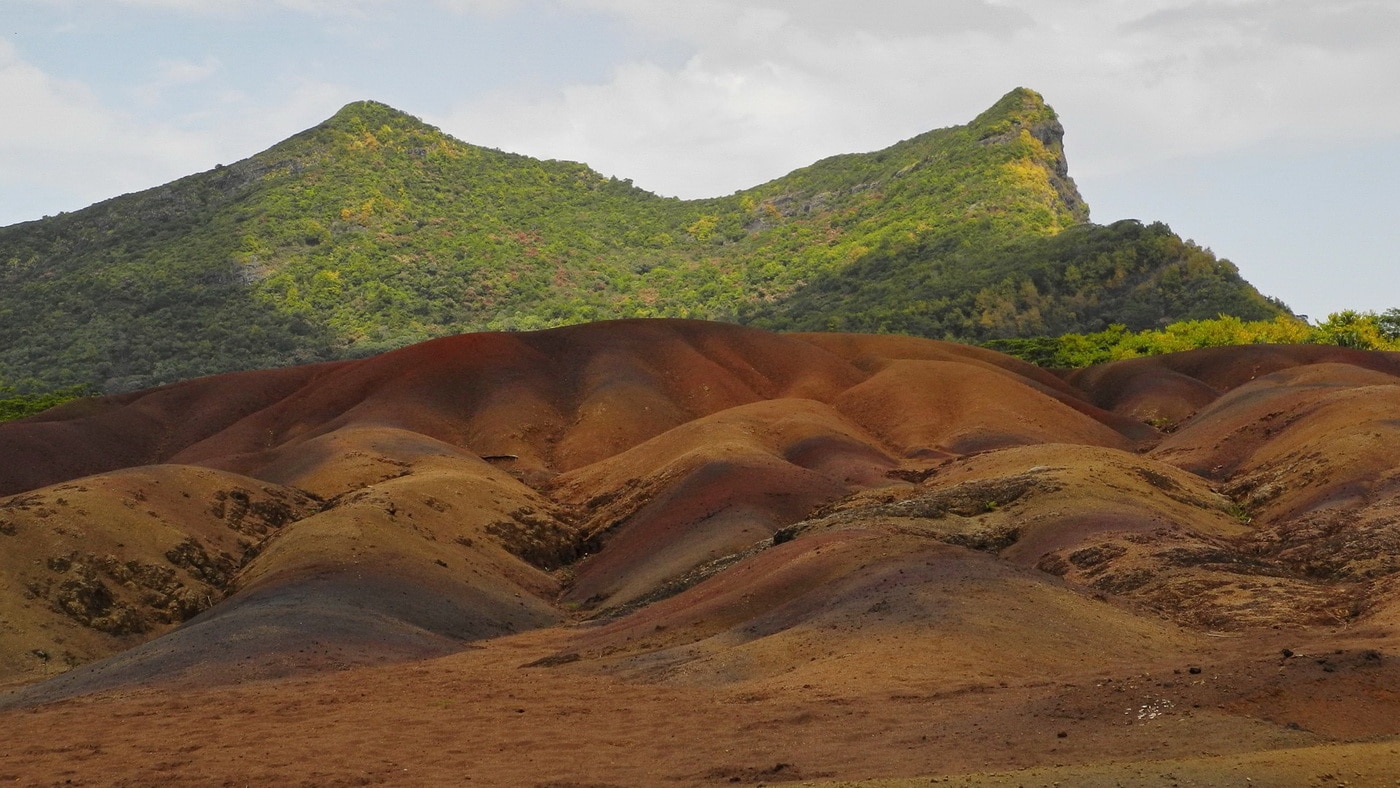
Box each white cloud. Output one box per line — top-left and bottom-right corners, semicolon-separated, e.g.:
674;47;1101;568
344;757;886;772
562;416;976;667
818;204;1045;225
438;0;1397;197
1047;0;1400;176
0;39;356;224
0;40;209;218
21;0;529;15
440;55;854;196
433;0;528;14
131;56;221;106
0;40;109;155
438;1;1072;196
567;0;1032;40
1128;0;1400;51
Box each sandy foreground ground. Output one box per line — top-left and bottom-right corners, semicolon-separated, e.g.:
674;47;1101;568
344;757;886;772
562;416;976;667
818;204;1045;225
4;622;1400;786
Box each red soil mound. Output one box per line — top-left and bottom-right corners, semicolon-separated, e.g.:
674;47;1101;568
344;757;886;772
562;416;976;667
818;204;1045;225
542;528;1193;689
6;321;1400;785
2;320;1146;498
165;319;868;479
549;398;898;610
0;362;336;495
1066;343;1400;421
832;359;1135;456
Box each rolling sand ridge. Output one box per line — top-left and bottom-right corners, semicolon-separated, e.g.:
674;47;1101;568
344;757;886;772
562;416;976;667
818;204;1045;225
3;319;1400;785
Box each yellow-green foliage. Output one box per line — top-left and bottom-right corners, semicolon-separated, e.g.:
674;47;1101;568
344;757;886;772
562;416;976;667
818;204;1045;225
988;310;1400;368
0;383;96;423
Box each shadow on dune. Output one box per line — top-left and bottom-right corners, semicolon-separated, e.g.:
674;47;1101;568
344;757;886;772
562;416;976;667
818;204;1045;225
1;565;556;709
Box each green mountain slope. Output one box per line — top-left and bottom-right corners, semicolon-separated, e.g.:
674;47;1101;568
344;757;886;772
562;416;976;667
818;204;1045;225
0;88;1286;393
745;218;1282;337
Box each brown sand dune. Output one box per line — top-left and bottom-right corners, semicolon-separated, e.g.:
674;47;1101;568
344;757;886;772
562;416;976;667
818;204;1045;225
166;319;869;478
4;321;1400;785
1151;362;1400;484
0;362;337;496
549;398;899;611
0;464;321;686
802;442;1250;567
1066;343;1400;422
799;331;1160;444
831;359;1137;456
535;530;1196;690
0;447;573;707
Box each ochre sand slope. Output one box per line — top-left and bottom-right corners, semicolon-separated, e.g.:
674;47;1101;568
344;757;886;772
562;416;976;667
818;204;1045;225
3;320;1400;785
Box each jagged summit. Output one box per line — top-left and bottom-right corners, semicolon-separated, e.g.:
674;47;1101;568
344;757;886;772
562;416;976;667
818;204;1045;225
970;87;1086;221
972;86;1051;124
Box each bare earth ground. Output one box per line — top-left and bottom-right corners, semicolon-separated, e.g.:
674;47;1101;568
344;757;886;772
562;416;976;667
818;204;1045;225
3;320;1400;785
4;627;1400;786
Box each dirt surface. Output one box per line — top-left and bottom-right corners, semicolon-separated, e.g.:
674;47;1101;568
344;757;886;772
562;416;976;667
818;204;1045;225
3;320;1400;785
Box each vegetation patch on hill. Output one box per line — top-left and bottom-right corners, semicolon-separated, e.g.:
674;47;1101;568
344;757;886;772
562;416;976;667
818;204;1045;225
0;88;1283;394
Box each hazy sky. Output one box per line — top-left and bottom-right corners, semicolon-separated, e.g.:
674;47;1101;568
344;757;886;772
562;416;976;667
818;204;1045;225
4;0;1397;319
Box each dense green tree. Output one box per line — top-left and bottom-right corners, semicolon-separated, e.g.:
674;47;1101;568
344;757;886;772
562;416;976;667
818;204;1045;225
0;383;97;423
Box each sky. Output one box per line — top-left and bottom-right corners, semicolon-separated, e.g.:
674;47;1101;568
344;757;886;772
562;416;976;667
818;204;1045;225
3;0;1397;320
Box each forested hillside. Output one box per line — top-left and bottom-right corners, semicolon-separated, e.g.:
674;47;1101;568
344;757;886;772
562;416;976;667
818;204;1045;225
745;218;1281;337
0;88;1285;393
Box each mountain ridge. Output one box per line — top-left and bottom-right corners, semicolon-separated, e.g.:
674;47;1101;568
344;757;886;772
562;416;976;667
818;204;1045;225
0;87;1285;393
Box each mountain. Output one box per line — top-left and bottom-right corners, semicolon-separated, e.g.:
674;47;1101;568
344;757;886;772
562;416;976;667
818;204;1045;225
3;319;1400;784
0;88;1286;393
